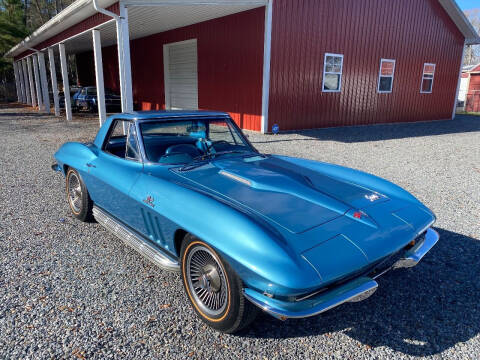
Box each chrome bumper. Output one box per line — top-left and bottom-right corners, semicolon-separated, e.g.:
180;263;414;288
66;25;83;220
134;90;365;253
244;227;439;320
393;228;439;269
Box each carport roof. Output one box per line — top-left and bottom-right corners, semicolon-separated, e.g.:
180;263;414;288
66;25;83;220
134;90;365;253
5;0;268;59
4;0;480;59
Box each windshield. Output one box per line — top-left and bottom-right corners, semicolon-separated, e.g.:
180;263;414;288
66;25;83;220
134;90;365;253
139;117;256;164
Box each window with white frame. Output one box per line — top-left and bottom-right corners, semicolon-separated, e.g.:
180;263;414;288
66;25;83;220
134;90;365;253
377;59;395;93
322;53;343;92
420;63;435;93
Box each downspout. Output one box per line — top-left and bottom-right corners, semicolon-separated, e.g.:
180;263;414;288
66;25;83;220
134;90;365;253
92;0;120;22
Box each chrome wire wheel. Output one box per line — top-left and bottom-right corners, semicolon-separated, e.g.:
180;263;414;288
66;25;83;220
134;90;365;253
67;171;82;214
186;245;228;317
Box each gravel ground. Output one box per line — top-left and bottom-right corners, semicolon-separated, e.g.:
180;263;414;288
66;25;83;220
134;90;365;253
1;104;479;359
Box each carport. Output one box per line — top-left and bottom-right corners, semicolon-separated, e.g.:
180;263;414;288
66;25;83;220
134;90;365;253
8;0;271;130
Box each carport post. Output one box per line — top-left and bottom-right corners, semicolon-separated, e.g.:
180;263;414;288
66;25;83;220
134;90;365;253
32;54;44;111
48;48;60;116
17;60;26;103
22;59;32;105
117;3;134;114
59;43;72;121
27;57;37;108
92;29;107;126
37;52;51;113
13;62;21;102
261;0;273;134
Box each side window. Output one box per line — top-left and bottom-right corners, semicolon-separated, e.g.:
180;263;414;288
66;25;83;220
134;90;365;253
322;53;344;92
378;59;395;93
103;120;140;161
420;63;435;93
126;122;140;160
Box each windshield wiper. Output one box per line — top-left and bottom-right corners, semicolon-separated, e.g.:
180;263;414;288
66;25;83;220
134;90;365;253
179;150;249;171
193;150;247;161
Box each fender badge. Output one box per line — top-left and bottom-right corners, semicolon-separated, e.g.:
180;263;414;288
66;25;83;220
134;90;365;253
365;193;380;202
143;195;155;207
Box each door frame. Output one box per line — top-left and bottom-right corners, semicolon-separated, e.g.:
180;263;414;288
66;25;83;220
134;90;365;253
163;38;198;110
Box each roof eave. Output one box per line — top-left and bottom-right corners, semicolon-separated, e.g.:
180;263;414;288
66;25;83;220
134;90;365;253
438;0;480;45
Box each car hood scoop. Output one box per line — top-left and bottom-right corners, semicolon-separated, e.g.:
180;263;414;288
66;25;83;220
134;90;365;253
172;156;388;234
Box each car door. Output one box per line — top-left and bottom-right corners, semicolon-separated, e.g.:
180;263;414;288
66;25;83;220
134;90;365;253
83;119;143;226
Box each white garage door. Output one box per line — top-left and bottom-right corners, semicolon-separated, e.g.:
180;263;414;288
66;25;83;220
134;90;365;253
164;39;198;110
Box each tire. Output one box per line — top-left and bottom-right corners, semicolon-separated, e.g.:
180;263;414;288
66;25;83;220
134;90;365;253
180;234;258;333
65;168;93;222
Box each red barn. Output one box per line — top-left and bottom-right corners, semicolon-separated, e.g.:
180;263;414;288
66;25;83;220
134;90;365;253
7;0;480;132
461;63;480;112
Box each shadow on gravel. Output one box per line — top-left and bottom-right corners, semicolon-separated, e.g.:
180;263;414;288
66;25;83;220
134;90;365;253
251;115;480;144
242;228;480;357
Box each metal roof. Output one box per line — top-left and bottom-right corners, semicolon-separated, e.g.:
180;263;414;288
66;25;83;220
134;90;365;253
5;0;479;59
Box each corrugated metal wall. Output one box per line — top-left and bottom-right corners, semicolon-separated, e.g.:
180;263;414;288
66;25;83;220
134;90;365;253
466;74;480;112
268;0;465;131
86;8;264;131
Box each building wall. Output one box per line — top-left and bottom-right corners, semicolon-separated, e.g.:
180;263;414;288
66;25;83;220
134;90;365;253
267;0;465;131
465;73;480;112
78;8;265;131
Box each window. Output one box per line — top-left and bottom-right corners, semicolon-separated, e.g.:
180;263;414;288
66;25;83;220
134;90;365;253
103;119;140;160
139;118;254;164
126;122;140;160
420;63;435;93
378;59;395;93
322;53;344;92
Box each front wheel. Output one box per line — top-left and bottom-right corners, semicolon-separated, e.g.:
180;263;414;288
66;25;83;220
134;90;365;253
180;235;258;333
65;168;93;222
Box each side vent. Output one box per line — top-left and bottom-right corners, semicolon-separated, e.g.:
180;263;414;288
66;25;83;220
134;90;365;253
93;206;179;272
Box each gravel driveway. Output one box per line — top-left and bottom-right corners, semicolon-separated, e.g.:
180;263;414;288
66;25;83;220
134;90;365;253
1;104;479;359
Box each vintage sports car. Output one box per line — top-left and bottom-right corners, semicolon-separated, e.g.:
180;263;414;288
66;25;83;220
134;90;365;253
52;111;439;333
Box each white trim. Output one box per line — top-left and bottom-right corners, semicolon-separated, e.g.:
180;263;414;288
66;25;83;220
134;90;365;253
92;29;107;126
59;43;73;121
22;59;32;105
163;38;198;110
261;0;273;134
453;40;467;119
38;52;51;113
322;53;344;93
27;57;37;108
377;58;396;94
48;48;60;116
32;54;44;111
420;63;436;94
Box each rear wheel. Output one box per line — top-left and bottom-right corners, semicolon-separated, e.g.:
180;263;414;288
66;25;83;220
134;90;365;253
65;168;93;222
180;234;258;333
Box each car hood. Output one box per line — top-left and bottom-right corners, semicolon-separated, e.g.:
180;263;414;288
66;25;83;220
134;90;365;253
171;155;389;234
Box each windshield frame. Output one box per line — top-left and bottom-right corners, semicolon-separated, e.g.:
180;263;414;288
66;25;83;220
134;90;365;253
135;116;259;166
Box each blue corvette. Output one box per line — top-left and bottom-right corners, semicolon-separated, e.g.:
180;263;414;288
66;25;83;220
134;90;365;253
52;111;439;333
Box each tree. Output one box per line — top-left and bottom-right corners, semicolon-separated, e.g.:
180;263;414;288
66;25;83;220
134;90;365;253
464;8;480;66
0;0;27;84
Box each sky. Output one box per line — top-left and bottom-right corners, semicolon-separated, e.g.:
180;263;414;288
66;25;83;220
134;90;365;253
456;0;479;11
